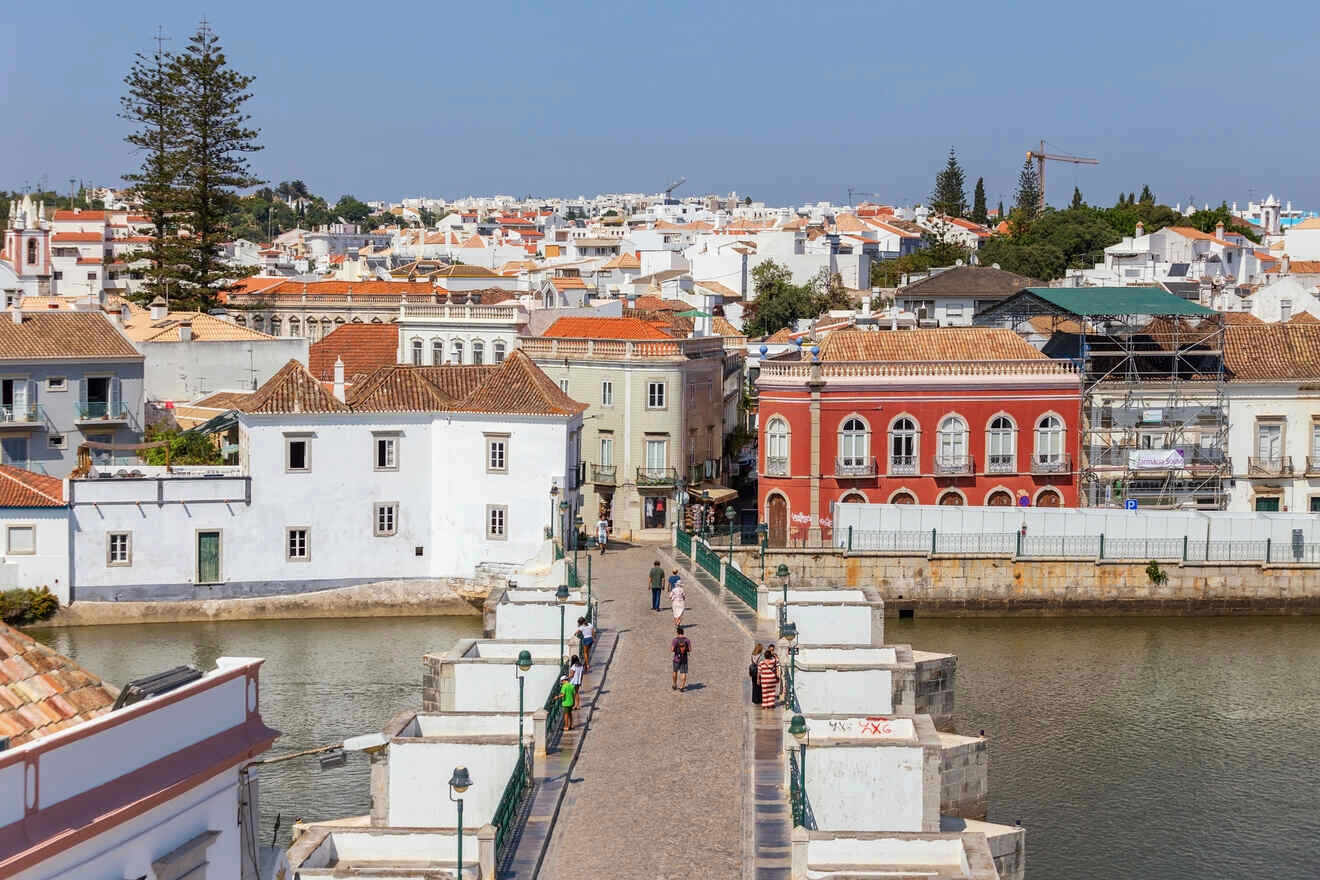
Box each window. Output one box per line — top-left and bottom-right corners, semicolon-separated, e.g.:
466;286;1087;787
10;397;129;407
889;417;917;474
486;434;508;473
289;317;300;337
987;416;1015;471
48;434;65;450
599;435;614;467
601;380;614;406
1311;422;1320;465
1281;299;1293;322
374;502;398;536
645;438;668;470
936;415;968;465
86;272;98;281
1256;420;1283;466
270;316;282;337
374;435;398;471
1034;415;1064;463
766;417;789;475
839;417;868;468
45;377;66;392
107;532;131;566
493;340;507;362
285;436;310;472
431;339;443;365
647;381;666;409
470;340;484;365
286;527;309;561
411;339;424;365
26;239;37;265
451;339;464;364
6;525;34;555
486;505;508;540
1255;496;1280;512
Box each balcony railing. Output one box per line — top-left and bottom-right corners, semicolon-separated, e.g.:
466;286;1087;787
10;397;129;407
933;454;973;476
591;464;616;485
888;454;917;476
76;402;131;423
835;456;877;477
765;456;788;476
1308;456;1320;476
1030;453;1072;475
0;404;44;426
1248;456;1293;477
986;454;1016;474
636;466;678;487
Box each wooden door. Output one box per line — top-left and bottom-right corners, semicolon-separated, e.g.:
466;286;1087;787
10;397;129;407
939;492;964;506
987;490;1013;506
1036;489;1062;507
892;492;916;504
768;495;787;547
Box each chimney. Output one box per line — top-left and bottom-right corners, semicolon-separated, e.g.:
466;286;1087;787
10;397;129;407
120;303;131;324
1282;253;1291;275
333;356;346;401
1215;220;1226;241
178;321;192;342
1135;221;1144;237
149;296;167;320
10;305;21;325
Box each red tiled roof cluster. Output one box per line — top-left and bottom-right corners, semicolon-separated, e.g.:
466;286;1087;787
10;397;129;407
309;324;399;380
0;465;65;506
822;328;1048;361
1223;324;1320;380
541;317;674;340
0;622;119;746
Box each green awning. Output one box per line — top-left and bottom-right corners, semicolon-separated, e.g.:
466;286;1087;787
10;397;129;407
976;286;1215;323
677;309;712;318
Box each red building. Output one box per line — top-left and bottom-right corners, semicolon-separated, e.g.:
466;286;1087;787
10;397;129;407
756;328;1082;546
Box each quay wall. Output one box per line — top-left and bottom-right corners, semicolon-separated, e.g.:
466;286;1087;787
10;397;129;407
730;548;1320;615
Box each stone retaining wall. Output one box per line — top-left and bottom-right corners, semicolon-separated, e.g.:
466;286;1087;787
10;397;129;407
938;733;988;819
729;547;1320;615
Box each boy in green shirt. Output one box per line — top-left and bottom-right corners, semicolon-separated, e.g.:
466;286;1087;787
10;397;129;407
560;675;577;731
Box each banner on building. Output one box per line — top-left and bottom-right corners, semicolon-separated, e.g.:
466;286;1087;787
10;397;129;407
1128;448;1184;469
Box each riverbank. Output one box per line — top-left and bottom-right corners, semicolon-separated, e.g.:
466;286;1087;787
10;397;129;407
30;579;487;627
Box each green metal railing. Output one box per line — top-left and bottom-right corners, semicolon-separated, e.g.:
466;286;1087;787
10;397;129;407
567;561;580;589
724;564;758;610
543;662;569;750
788;748;816;830
553;542;565;561
493;743;534;866
676;528;692;556
695;540;722;579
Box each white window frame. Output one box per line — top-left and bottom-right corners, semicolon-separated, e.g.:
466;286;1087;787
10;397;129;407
373;433;399;471
48;434;66;450
374;502;398;537
45;376;67;392
936;415;968;464
6;524;35;555
986;415;1016;470
838;416;870;467
486;433;509;474
107;531;132;566
559;378;569;394
601;380;614;407
486;504;508;541
1034;415;1065;463
286;527;310;562
493;340;507;362
285;434;312;472
646;380;667;409
599;434;614;467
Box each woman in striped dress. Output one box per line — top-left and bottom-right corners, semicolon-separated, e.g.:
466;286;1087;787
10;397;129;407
757;646;780;709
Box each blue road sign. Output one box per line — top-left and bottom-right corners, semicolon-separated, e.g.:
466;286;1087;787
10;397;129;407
1124;499;1138;511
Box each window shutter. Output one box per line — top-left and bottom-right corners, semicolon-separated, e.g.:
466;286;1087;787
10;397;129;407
110;376;122;414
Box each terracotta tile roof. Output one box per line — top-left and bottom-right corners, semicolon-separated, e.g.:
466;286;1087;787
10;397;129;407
244;360;350;413
347;351;585;416
1287;260;1320;274
765;327;796;344
696;280;740;299
821;328;1048;362
601;252;641;270
550;277;588;290
499;260;539;276
630;296;687;312
0;622;119;746
713;316;745;338
456;350;587;416
50;232;104;243
224;275;286;297
1255;250;1279;263
433;265;500;278
542;317;674;340
900;265;1044;298
0;465;65;506
458;234;487;249
51;210;108;222
309;324;399;381
1217;312;1265;326
1292;217;1320;231
1224;325;1320;380
122;312;276;342
1166;226;1235;248
76;257;104;265
0;312;141;361
19;297;74;311
191;390;255;410
1026;315;1085;335
245;280;434;297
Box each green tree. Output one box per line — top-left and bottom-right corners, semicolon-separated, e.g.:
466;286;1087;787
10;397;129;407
996;200;1004;220
930;147;967;218
1071;187;1084;210
120;38;184;300
172;21;263;310
140;425;224;466
1139;184;1155;205
744;261;818;337
333;195;372;225
1009;157;1042;237
971;178;988;225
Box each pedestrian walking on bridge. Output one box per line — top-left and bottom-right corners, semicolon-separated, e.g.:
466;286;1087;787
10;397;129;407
648;560;664;611
672;625;692;692
749;642;764;705
757;646;780;709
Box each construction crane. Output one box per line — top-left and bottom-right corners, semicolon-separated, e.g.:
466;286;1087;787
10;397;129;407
1025;140;1098;210
662;177;686;198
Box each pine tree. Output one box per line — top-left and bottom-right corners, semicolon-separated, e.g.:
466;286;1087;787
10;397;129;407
1128;192;1136;206
930;147;967;218
971;177;988;225
1070;187;1084;210
172;21;262;310
1014;157;1042;220
120;38;184;301
1139;184;1154;205
997;200;1004;220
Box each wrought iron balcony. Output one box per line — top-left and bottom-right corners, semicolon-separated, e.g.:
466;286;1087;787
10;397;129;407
888;454;917;476
933;454;974;476
1307;456;1320;476
765;455;788;476
636;466;678;487
1248;456;1293;477
986;454;1016;474
835;456;877;477
1030;453;1072;475
591;464;617;485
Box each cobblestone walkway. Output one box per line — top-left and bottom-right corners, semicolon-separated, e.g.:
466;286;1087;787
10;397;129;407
540;545;752;880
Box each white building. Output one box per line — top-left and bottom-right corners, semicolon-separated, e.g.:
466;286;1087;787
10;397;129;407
1208;276;1320;323
396;299;528;367
0;465;70;600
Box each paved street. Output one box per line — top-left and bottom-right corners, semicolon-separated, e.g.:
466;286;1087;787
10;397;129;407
540;545;752;880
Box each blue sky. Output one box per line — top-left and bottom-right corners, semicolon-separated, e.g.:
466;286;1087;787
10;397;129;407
3;1;1318;210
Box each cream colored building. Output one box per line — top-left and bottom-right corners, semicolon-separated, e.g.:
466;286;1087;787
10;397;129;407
521;317;728;537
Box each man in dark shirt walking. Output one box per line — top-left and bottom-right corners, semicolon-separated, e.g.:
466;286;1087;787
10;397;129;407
671;625;692;692
648;560;665;611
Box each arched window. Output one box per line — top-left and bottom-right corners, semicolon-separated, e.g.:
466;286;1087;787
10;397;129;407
839;491;866;504
838;417;869;473
890;490;916;504
936;415;968;471
334;316;346;326
766;417;789;475
937;490;965;506
26;239;37;265
411;338;424;365
451;338;464;364
889;417;917;475
289;317;300;337
252;315;264;331
269;316;282;337
351;316;363;323
493;340;507;362
472;339;485;365
987;416;1016;473
432;339;444;365
986;489;1014;506
234;315;247;327
1035;415;1065;466
1036;488;1063;507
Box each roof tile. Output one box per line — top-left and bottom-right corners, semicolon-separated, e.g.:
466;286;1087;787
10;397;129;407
541;317;673;340
0;312;142;361
821;328;1048;361
0;621;119;746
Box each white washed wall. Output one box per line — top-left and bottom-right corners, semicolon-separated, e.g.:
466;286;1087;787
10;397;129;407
808;745;926;832
387;741;518;827
0;507;71;602
494;601;589;643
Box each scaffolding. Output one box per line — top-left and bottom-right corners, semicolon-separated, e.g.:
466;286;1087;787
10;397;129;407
977;288;1229;510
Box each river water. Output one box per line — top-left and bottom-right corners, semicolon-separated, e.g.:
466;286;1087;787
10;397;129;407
32;614;1320;877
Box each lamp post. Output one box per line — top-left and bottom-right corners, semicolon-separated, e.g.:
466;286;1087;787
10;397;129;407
448;765;473;876
555;583;570;671
558;500;569;550
574;515;583;569
775;563;791;629
515;649;532;747
548;485;559;538
788;714;809;818
779;621;798;710
699;490;711;540
756;523;768;582
725;505;737;566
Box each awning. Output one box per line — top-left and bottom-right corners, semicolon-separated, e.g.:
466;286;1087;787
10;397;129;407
688;485;737;504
